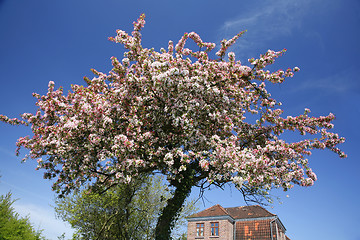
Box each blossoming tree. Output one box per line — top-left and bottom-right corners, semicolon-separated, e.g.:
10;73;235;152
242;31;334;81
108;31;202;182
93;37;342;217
0;14;346;239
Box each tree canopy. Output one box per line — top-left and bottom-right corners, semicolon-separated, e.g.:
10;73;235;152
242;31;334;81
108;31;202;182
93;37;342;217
0;192;47;240
55;175;197;240
0;14;346;239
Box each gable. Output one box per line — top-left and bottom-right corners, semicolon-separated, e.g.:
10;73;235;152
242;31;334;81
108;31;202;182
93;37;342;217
188;204;230;218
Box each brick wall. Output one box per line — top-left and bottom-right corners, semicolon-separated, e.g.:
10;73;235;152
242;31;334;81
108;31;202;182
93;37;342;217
187;219;234;240
236;219;271;240
235;219;286;240
188;218;287;240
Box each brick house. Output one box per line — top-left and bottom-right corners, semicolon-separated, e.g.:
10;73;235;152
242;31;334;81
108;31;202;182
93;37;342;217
187;204;290;240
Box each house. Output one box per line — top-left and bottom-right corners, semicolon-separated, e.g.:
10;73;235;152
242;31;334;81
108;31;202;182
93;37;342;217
187;204;290;240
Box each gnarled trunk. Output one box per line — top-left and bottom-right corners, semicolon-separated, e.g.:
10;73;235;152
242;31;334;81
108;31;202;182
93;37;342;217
154;176;195;240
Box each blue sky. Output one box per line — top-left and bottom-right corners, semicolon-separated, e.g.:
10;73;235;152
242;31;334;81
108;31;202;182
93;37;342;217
0;0;359;239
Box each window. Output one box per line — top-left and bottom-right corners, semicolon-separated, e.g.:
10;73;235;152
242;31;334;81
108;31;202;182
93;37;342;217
196;223;204;236
211;222;219;236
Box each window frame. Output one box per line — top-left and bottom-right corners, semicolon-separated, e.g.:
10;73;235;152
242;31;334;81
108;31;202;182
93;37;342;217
210;222;219;236
196;223;204;237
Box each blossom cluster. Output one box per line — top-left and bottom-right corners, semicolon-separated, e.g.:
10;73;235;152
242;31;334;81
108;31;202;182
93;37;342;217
0;14;346;198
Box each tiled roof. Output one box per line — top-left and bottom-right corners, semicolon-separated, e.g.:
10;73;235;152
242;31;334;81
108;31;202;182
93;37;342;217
188;204;230;218
187;204;290;239
225;205;276;220
188;204;276;220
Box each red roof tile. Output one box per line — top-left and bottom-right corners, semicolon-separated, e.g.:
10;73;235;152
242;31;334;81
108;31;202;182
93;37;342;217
188;204;276;220
188;204;230;218
225;205;276;219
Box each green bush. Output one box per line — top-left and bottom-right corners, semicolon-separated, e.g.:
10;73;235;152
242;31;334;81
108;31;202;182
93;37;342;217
0;192;47;240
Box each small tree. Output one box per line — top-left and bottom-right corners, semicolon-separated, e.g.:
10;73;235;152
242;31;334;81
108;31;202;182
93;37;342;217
55;175;197;240
0;192;47;240
0;14;346;239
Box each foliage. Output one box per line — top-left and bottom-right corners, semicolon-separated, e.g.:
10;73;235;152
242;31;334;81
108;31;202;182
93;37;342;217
54;175;197;240
0;14;346;239
0;192;47;240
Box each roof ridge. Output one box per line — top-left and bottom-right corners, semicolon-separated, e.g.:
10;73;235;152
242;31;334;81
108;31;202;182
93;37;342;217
223;205;276;219
203;204;225;213
188;204;277;219
217;204;231;216
187;204;232;219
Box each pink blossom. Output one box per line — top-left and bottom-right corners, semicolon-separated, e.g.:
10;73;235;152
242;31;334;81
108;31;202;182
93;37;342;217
0;14;346;200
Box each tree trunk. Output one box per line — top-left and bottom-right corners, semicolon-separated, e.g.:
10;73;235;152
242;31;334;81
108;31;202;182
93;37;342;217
154;176;195;240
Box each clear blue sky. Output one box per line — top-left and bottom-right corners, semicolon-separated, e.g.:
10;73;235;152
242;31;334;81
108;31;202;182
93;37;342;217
0;0;359;239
